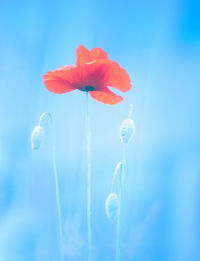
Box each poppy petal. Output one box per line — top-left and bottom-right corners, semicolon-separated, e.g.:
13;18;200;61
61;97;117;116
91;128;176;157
46;65;76;80
90;47;108;60
100;60;132;92
74;59;131;93
43;74;75;94
76;45;90;65
89;87;123;105
76;45;108;65
43;58;131;96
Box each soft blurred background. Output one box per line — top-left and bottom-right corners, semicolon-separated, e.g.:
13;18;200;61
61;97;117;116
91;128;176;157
0;0;200;260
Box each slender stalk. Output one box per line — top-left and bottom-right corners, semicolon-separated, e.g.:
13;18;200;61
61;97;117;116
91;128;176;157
116;145;126;261
39;112;64;261
86;92;92;261
121;145;126;189
116;104;134;260
129;104;133;118
111;161;123;193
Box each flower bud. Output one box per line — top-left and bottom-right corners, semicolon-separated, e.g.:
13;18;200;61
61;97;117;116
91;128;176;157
120;118;135;145
105;193;119;221
31;125;45;150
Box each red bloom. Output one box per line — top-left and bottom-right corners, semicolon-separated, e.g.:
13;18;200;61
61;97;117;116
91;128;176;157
43;45;132;105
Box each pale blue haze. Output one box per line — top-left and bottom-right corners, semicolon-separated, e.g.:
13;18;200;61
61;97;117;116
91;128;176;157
0;0;200;260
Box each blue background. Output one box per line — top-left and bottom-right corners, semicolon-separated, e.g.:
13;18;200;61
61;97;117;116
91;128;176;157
0;0;200;260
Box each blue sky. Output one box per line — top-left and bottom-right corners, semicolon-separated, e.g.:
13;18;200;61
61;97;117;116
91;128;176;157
0;0;200;260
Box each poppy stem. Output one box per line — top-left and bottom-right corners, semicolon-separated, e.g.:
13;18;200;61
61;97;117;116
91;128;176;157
38;112;64;261
116;144;126;261
111;161;123;193
129;104;133;118
86;92;92;261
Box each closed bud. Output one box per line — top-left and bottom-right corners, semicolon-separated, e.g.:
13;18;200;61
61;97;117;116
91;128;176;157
120;118;135;145
31;125;45;150
105;193;119;221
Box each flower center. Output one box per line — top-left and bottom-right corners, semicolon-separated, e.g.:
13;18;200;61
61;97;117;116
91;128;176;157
84;86;95;91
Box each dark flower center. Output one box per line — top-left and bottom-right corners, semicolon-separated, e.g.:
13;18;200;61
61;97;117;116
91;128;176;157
84;86;95;91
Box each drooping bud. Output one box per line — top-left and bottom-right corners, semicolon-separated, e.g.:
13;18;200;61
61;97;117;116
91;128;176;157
31;125;45;150
120;104;136;145
120;118;135;144
105;193;119;221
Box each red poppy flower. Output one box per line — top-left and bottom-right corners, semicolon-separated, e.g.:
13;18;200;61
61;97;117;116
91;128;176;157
43;45;132;105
